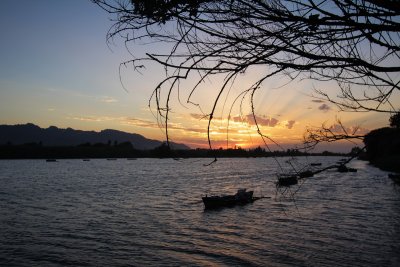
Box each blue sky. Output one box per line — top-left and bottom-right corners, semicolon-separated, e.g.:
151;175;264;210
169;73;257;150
0;0;395;151
0;0;153;134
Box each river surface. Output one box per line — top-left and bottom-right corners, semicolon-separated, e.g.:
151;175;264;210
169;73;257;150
0;157;399;266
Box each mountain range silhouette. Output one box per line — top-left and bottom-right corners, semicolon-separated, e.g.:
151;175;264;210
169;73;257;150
0;123;189;150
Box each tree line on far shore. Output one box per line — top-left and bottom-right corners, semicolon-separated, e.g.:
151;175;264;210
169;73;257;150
0;141;348;160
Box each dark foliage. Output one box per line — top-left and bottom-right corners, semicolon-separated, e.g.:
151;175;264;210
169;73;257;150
389;112;400;128
363;127;400;172
0;142;345;160
131;0;212;21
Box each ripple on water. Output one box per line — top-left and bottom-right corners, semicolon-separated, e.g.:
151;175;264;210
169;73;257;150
0;157;400;266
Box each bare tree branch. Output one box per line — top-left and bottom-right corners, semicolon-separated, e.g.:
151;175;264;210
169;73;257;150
93;0;400;149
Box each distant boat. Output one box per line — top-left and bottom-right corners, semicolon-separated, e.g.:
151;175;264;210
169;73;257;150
82;159;90;161
46;159;57;162
127;158;137;160
202;189;254;209
106;158;117;161
276;174;298;187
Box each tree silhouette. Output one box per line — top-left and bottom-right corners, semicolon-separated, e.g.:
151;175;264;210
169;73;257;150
389;111;400;128
93;0;400;149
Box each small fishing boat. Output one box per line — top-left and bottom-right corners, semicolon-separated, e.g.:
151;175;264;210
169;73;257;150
202;189;254;209
277;174;298;186
299;170;314;178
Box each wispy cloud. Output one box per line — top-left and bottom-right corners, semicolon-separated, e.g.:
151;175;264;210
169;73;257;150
190;113;222;121
68;115;119;122
45;87;119;104
311;99;325;103
329;124;370;135
123;117;160;128
318;103;331;112
184;127;208;134
99;96;118;103
190;113;207;120
123;117;206;134
286;120;296;129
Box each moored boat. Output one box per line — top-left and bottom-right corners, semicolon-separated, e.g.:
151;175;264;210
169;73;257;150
202;189;254;209
277;174;298;186
299;170;314;178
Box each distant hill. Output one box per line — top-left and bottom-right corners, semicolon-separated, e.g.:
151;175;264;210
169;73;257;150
0;123;189;150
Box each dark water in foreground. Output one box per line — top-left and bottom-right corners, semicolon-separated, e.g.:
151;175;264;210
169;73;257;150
0;157;399;266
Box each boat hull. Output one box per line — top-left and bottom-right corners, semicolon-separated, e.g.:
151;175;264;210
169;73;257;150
277;175;298;187
202;190;254;209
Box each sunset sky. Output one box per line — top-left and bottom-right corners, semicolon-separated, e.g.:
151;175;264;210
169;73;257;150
0;0;396;152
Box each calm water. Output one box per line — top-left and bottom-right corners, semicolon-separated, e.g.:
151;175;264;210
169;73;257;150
0;157;399;266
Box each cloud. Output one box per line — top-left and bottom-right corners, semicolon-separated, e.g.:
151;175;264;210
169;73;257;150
190;113;208;120
329;124;370;135
68;115;210;135
311;99;325;103
185;127;208;134
125;117;208;134
190;113;222;121
232;114;279;127
68;116;117;122
286;120;295;129
124;117;159;128
70;116;159;129
318;104;331;112
99;96;118;103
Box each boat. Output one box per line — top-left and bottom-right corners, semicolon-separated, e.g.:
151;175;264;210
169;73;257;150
276;174;298;186
46;159;57;162
202;189;254;209
299;170;314;178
